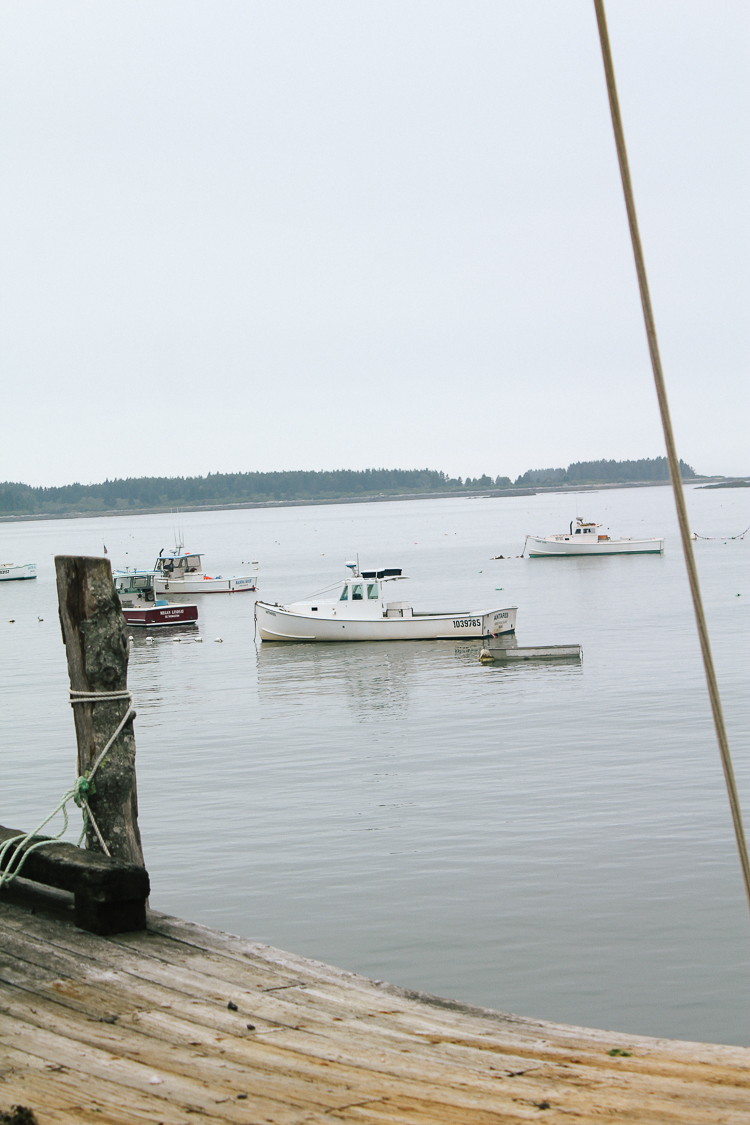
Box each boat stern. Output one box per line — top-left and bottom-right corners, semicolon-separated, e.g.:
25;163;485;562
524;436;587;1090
485;607;517;636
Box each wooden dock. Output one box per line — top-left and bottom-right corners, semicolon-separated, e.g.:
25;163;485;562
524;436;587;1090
1;890;748;1124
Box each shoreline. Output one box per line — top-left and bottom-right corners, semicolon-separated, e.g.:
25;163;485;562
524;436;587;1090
0;476;723;524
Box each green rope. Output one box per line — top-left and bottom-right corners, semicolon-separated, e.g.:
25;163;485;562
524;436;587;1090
0;690;134;892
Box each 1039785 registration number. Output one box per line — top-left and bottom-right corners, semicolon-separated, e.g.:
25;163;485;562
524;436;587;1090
453;618;481;628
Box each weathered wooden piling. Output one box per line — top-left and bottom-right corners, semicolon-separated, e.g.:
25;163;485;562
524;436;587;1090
55;555;144;867
0;557;149;936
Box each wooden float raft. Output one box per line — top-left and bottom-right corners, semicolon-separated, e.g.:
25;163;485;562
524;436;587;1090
1;894;748;1125
486;643;582;662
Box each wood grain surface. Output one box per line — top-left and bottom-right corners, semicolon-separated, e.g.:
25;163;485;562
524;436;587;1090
0;895;748;1124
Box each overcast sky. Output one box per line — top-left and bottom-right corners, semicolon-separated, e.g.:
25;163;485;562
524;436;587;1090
0;1;747;487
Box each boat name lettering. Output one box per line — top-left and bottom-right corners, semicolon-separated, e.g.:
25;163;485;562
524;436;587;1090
454;618;481;628
494;612;509;619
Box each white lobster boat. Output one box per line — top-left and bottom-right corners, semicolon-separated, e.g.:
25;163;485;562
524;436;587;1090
153;546;257;594
0;562;36;581
525;517;664;557
255;562;517;642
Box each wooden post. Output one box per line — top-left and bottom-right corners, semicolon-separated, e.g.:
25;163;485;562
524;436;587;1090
55;556;144;867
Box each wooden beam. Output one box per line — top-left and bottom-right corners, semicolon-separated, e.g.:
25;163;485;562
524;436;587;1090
0;825;149;935
55;556;144;867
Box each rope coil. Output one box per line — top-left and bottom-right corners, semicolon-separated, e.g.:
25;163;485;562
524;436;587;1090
0;690;135;891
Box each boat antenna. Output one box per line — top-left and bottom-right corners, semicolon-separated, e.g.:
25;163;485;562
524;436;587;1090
594;0;750;917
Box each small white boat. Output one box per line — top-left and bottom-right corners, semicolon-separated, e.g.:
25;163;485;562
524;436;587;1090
114;570;198;627
255;561;517;642
525;518;664;557
152;546;257;594
0;562;37;581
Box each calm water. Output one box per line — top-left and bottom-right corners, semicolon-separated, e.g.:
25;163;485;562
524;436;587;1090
2;484;749;1045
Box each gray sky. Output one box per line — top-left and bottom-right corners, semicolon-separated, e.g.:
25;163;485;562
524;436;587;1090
1;1;747;487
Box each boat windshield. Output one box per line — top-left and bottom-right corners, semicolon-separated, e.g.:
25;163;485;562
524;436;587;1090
352;584;363;601
116;574;151;592
339;585;348;601
367;583;379;599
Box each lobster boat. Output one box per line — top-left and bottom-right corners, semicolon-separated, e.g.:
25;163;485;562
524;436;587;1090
255;561;517;642
153;546;257;594
114;570;198;627
525;517;664;557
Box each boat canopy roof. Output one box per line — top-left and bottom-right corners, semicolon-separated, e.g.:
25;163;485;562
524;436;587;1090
158;550;203;560
361;568;403;579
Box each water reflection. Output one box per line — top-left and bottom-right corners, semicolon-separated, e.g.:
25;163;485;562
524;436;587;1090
256;641;431;720
126;624;201;716
127;623;200;651
256;636;584;721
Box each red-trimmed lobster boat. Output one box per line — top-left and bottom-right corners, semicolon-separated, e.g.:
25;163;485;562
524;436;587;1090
114;570;198;628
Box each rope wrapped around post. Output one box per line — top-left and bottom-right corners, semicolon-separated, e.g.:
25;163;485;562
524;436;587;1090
0;690;135;891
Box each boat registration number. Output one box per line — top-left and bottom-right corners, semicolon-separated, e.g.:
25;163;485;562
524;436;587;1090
454;618;482;628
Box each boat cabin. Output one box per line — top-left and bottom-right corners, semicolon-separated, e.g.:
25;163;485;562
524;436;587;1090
153;550;204;578
550;518;611;543
288;566;412;619
114;570;164;606
569;518;598;535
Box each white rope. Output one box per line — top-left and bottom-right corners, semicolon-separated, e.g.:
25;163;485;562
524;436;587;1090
0;690;134;890
594;0;750;918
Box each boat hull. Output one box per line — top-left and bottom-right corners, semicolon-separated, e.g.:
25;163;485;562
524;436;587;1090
0;563;37;581
122;604;198;627
256;603;517;642
155;575;256;594
526;536;664;557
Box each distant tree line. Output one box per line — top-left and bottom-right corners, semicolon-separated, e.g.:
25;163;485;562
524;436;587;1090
0;469;509;515
0;458;697;516
514;457;696;487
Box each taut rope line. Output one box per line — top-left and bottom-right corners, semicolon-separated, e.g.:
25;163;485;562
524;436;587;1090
693;522;749;542
0;690;135;890
593;0;750;916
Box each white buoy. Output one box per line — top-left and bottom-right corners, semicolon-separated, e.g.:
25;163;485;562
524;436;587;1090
478;648;495;663
215;637;223;643
195;636;203;642
145;637;153;645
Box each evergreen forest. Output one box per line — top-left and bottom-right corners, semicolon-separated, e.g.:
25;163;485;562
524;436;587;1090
0;458;697;517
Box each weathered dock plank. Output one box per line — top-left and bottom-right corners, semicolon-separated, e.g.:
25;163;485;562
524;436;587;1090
1;896;748;1124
